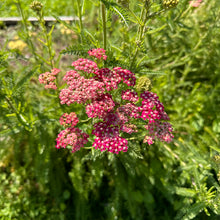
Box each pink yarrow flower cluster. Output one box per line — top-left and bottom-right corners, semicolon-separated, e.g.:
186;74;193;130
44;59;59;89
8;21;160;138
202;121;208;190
59;70;105;105
59;112;79;127
94;68;121;91
39;68;60;90
56;127;89;152
88;48;107;60
56;113;89;152
72;58;98;74
92;122;128;154
53;48;174;154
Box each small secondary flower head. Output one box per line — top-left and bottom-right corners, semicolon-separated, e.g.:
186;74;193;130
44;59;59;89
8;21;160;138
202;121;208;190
59;112;79;127
72;58;99;74
56;127;89;152
88;48;107;60
39;68;60;90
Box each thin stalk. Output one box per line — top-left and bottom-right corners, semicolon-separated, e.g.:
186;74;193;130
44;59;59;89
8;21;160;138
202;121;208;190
16;0;39;62
101;3;107;50
77;0;83;31
130;2;150;69
130;14;148;69
76;0;84;42
36;9;54;68
38;10;54;68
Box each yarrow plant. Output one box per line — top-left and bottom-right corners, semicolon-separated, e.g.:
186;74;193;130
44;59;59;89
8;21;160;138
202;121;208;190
39;48;174;154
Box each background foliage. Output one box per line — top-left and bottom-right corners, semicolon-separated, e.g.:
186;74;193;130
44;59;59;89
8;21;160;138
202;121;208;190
0;0;220;219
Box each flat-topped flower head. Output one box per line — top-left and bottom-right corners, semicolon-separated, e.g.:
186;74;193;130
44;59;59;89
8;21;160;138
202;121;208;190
39;68;60;90
88;48;107;60
72;58;99;74
59;75;105;105
86;94;115;119
94;68;121;91
59;112;79;127
63;70;81;85
144;121;174;145
121;89;139;103
56;127;89;152
93;136;128;154
113;67;136;86
92;122;128;153
139;91;170;123
51;68;61;75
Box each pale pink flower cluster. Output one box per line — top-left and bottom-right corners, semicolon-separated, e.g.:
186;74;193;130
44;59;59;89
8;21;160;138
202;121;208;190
55;48;174;154
55;127;89;152
59;75;105;105
72;58;98;74
121;124;138;134
56;112;89;152
88;48;107;60
59;112;79;127
189;0;202;7
38;68;60;90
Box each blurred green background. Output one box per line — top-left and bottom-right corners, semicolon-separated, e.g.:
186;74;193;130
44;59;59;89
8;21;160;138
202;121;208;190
0;0;220;219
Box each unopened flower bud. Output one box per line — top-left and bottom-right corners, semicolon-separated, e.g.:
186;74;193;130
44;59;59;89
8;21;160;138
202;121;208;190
30;1;43;12
135;76;152;93
163;0;179;9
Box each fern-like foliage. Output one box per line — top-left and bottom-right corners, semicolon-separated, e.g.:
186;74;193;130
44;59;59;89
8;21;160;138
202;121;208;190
100;0;129;27
60;44;93;56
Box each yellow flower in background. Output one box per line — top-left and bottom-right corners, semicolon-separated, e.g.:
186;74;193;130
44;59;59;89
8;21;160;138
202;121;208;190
8;36;28;51
60;23;73;35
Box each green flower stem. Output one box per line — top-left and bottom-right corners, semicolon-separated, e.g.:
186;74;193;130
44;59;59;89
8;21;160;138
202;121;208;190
77;0;83;31
130;2;150;69
37;11;54;68
78;118;92;124
16;0;39;62
83;147;93;149
101;3;107;50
